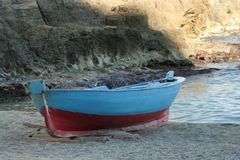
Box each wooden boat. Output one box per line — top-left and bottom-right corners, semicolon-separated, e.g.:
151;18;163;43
28;71;185;137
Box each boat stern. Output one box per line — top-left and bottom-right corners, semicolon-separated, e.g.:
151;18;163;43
28;80;46;112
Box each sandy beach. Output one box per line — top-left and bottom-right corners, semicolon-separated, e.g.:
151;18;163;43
1;111;239;160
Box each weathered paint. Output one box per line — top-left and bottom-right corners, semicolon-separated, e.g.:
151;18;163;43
42;107;169;137
29;77;185;115
28;73;185;137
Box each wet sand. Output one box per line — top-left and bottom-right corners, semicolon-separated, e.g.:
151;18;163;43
1;111;239;160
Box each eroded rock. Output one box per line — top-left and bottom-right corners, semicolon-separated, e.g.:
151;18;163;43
0;0;239;101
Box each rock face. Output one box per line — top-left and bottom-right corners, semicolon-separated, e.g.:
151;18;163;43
0;0;239;75
205;0;240;35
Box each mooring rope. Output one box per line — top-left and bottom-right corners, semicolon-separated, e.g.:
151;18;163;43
41;91;56;136
42;93;50;116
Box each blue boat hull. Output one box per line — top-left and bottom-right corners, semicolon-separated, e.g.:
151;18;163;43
28;75;185;137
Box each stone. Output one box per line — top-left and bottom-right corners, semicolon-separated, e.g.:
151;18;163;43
0;0;239;76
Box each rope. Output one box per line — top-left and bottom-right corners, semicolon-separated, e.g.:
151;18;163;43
42;91;55;134
40;81;56;136
42;92;50;116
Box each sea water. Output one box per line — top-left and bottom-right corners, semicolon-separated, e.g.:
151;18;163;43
170;62;240;124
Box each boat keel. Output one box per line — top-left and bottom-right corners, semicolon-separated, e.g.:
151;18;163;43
41;107;169;137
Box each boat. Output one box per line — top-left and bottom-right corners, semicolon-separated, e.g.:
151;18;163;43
28;71;185;137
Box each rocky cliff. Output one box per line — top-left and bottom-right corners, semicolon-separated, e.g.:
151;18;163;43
0;0;239;76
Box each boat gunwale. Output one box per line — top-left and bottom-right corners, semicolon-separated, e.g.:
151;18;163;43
46;77;185;93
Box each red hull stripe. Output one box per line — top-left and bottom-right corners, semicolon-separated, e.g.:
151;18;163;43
41;107;169;137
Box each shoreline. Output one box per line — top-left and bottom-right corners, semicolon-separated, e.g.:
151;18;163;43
1;42;239;102
1;111;239;160
0;61;221;102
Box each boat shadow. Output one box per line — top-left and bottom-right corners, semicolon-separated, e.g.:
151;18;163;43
23;123;109;143
23;122;166;143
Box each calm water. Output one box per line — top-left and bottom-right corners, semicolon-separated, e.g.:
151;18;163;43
0;62;240;124
170;62;240;124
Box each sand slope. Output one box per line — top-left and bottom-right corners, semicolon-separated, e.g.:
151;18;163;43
0;111;239;160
